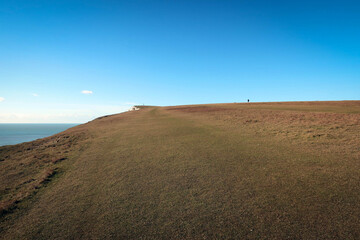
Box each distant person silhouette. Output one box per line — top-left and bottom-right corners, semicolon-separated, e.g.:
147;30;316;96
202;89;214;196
247;99;250;103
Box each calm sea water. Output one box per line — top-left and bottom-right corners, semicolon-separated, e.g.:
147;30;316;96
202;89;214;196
0;124;79;146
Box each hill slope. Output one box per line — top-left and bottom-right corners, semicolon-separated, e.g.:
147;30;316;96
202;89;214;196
1;101;360;239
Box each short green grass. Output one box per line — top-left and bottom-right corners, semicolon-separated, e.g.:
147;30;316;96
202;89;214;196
1;101;360;239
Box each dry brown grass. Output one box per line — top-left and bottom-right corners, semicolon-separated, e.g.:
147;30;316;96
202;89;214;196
166;101;360;159
0;126;89;217
1;101;360;239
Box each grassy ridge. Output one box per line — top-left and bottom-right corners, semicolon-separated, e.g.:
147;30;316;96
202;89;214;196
1;101;360;239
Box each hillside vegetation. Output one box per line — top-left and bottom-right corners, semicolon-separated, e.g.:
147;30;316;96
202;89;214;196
1;101;360;239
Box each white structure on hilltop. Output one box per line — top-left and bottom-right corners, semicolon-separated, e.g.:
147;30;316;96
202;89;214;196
129;106;140;111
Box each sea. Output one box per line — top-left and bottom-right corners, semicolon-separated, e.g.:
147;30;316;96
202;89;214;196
0;123;79;147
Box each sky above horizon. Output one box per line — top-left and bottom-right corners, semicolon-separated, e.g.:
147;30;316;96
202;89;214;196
1;0;359;123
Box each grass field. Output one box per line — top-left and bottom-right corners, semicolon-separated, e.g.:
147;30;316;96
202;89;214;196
1;101;360;239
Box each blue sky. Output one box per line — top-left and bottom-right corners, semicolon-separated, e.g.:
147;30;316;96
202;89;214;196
1;0;359;123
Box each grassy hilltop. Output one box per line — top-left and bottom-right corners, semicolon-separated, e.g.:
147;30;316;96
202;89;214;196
1;101;360;239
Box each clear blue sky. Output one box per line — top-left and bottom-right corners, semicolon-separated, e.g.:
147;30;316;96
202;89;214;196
1;0;359;122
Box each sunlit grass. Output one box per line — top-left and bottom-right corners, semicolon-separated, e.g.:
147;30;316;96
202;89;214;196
1;101;360;239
